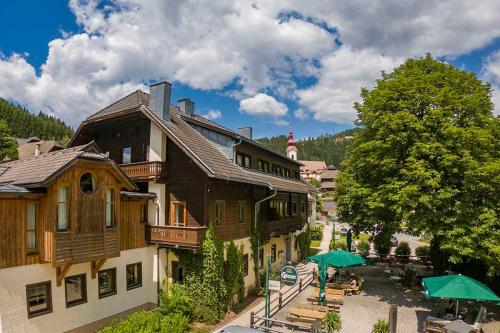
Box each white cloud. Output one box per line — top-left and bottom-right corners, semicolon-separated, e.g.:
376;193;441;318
482;51;500;115
203;109;222;120
1;0;500;126
294;108;310;120
297;47;403;123
239;93;288;124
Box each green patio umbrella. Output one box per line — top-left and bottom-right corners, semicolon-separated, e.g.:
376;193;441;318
422;274;500;318
307;250;367;304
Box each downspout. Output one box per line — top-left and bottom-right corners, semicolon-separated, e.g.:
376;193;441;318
254;184;277;230
231;138;242;163
153;198;160;225
156;244;160;306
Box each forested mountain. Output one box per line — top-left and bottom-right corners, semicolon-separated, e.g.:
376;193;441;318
0;98;73;143
257;128;360;168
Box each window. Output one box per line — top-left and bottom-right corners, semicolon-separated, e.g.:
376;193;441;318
171;201;186;226
271;244;276;263
243;254;249;277
26;281;52;318
301;202;306;215
236;153;251;168
172;261;184;284
98;268;116;298
65;274;87;308
258;160;269;172
57;186;69;231
283;168;290;178
294;171;300;180
292;202;298;216
126;263;142;290
26;202;37;252
284;201;289;217
140;203;148;224
238;201;245;224
145;144;150;161
80;172;97;195
258;248;264;268
105;188;115;228
122;146;132;164
215;200;225;225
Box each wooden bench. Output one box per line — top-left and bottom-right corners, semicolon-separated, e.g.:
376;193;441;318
285;316;321;330
290;307;327;320
306;297;341;312
299;303;330;312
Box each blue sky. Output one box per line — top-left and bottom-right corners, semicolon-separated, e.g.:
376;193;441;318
1;1;500;139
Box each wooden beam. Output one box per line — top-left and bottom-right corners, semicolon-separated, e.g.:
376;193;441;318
56;264;72;286
91;259;106;279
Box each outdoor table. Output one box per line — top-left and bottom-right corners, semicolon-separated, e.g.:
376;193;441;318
389;276;401;281
290;308;327;320
443;319;474;333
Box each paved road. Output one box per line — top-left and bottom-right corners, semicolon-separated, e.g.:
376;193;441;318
394;233;427;255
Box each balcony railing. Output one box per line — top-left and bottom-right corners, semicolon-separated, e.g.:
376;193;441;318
146;225;207;249
268;217;304;236
120;161;166;180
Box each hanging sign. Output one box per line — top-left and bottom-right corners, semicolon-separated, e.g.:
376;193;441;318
281;265;298;286
269;279;281;291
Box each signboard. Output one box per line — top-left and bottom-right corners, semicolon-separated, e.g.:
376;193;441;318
281;265;298;286
269;279;281;291
335;235;341;240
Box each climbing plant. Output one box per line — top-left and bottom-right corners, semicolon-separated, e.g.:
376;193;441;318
296;224;311;260
250;231;261;293
225;241;244;307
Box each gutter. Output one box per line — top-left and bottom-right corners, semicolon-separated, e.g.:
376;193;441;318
254;183;277;231
231;138;242;163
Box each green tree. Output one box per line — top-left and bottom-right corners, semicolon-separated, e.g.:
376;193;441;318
0;119;17;161
225;241;244;307
336;55;500;275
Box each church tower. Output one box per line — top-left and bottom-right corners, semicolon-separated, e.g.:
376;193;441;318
286;129;298;160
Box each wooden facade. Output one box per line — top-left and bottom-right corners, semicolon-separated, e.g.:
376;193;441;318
70;113;151;165
0;160;146;270
235;141;300;179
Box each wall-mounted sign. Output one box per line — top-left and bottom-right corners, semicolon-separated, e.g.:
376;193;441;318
281;265;298;286
269;280;281;291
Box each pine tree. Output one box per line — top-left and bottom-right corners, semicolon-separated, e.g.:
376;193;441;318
0;120;18;161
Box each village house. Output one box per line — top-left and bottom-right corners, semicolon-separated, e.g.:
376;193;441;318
16;137;63;160
0;81;313;332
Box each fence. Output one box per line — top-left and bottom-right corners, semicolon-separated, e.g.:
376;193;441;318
250;272;315;331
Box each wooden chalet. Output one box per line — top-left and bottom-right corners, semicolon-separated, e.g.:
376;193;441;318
69;82;312;260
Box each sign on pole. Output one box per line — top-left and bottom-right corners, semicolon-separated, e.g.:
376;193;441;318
269;280;281;291
281;265;298;286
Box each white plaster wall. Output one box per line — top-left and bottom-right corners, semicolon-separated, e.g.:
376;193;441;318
0;247;158;333
228;237;255;293
149;123;166;162
148;182;166;225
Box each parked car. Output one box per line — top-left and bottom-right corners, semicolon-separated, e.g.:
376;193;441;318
390;235;398;246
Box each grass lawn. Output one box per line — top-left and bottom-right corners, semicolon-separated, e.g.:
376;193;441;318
310;248;321;256
310;240;321;248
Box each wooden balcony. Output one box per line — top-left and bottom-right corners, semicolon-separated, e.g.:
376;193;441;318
268;217;304;236
120;161;166;181
146;224;206;249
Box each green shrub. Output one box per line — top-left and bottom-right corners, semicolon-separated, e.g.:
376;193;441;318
329;239;347;250
159;283;191;317
99;311;160;333
296;225;311;260
357;240;370;257
395;241;411;257
310;226;324;241
160;312;190;333
415;245;430;259
225;241;244;307
373;232;392;257
371;318;389;333
323;312;342;333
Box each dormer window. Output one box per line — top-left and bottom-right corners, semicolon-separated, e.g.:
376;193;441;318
258;160;270;173
236;153;251;168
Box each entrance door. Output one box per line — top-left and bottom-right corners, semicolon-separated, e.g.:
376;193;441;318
285;237;292;262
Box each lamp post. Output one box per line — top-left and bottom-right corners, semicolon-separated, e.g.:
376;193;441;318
264;255;271;327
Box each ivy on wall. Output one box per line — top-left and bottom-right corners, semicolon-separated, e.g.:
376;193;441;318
250;231;261;293
296;224;312;261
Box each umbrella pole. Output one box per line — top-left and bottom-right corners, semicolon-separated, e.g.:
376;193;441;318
455;299;459;319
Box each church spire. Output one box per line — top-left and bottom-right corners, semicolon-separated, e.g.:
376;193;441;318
286;128;298;160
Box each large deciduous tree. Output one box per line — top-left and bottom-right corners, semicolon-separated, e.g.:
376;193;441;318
0;119;18;162
336;55;500;275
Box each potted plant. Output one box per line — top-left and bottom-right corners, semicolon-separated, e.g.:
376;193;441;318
323;312;342;333
372;318;389;333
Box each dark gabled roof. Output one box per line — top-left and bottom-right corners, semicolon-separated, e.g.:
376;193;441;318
87;90;150;121
72;89;311;193
0;183;38;195
77;89;301;166
0;142;135;190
